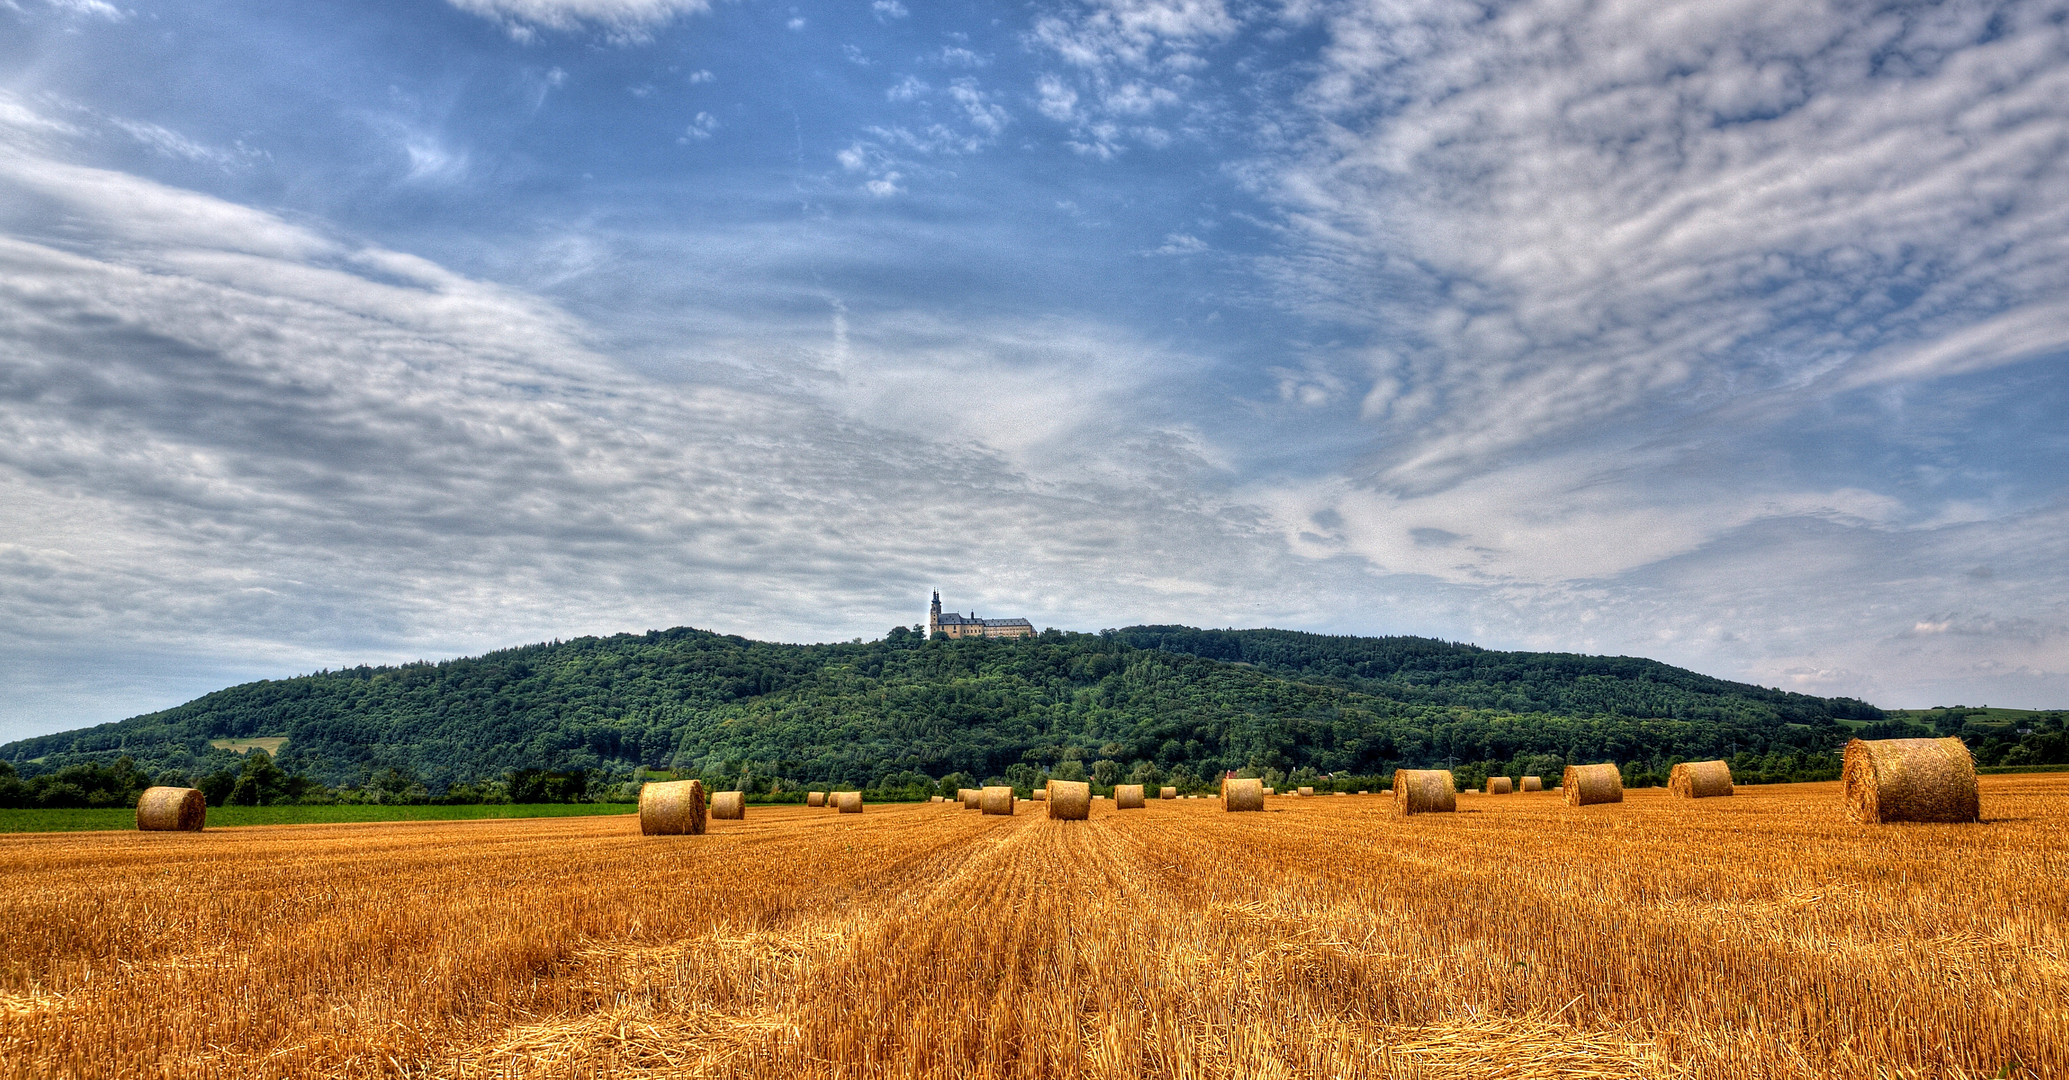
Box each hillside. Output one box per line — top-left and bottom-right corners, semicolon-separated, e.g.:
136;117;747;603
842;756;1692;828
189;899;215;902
0;626;1889;796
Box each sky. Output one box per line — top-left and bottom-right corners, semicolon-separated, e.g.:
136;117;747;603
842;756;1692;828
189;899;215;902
1;0;2066;741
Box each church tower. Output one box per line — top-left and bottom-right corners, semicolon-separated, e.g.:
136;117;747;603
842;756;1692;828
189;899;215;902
928;591;943;637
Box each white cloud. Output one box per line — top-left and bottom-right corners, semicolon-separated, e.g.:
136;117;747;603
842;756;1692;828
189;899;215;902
1145;232;1206;255
947;78;1010;135
872;0;908;19
682;111;719;140
1028;0;1240;151
887;75;929;103
444;0;710;39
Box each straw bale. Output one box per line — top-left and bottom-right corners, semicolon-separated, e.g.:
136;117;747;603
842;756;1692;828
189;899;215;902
1485;776;1514;795
1262;787;1275;796
957;788;980;808
135;786;205;832
1357;790;1369;795
833;791;863;814
709;791;746;820
1562;764;1624;807
1519;776;1543;792
1297;786;1315;797
1392;770;1457;816
806;791;826;807
980;786;1016;815
1114;784;1145;809
1843;737;1979;824
1048;780;1091;819
1667;760;1734;799
1032;788;1048;801
1222;777;1264;812
639;780;707;835
1159;786;1177;800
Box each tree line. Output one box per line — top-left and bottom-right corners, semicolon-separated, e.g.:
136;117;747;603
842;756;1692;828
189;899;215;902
4;624;2059;810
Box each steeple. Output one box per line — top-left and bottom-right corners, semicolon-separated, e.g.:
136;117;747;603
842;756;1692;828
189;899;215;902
928;591;942;637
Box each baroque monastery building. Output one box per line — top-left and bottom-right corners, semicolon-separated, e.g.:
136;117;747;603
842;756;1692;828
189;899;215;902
928;592;1035;639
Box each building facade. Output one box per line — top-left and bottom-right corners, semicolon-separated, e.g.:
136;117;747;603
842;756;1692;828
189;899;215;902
928;591;1035;639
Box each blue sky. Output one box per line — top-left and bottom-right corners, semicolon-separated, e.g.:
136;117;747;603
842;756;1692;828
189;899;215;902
2;0;2067;740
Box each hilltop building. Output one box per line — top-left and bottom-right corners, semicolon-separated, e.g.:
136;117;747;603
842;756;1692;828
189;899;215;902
928;591;1034;640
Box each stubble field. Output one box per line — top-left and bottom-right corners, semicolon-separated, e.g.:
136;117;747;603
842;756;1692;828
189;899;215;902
1;776;2063;1079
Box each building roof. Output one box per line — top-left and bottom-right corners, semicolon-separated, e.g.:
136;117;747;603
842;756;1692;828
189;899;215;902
934;612;1033;627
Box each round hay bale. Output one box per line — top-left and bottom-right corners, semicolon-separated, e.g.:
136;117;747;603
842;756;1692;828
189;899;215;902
1222;777;1264;812
640;779;707;835
1519;776;1543;792
1562;764;1624;806
1032;788;1049;801
1668;760;1734;799
806;791;826;807
1048;780;1091;819
135;786;206;832
1843;737;1979;824
1114;784;1145;809
1262;786;1275;796
710;790;746;820
959;787;981;809
1485;776;1514;795
1159;786;1177;800
833;791;863;814
980;785;1016;815
1392;770;1456;815
1296;786;1315;797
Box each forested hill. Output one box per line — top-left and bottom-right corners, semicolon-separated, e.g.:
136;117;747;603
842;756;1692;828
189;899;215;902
2;625;1883;793
1112;627;1884;724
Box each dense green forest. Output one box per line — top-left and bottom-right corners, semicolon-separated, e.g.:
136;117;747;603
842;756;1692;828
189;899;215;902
3;624;2061;809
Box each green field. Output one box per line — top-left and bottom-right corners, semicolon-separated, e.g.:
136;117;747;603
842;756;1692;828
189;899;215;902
0;803;636;833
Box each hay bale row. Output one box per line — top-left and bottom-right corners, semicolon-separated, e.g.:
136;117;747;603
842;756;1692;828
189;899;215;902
1563;764;1623;806
1519;776;1543;792
1844;737;1979;824
136;786;206;832
980;786;1016;815
1115;784;1145;809
1668;760;1734;799
1048;780;1091;820
640;780;706;835
710;791;746;820
1485;776;1514;795
1393;770;1455;816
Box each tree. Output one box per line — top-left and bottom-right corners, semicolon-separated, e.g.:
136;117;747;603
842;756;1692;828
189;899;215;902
228;750;291;806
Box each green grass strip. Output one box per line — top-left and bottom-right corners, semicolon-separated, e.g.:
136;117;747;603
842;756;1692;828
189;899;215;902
0;803;636;834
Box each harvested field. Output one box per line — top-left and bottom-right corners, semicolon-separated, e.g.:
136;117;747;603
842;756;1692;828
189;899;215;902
1;776;2064;1078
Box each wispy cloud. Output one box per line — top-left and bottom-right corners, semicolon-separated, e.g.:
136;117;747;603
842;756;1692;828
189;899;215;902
444;0;711;40
1263;0;2069;489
